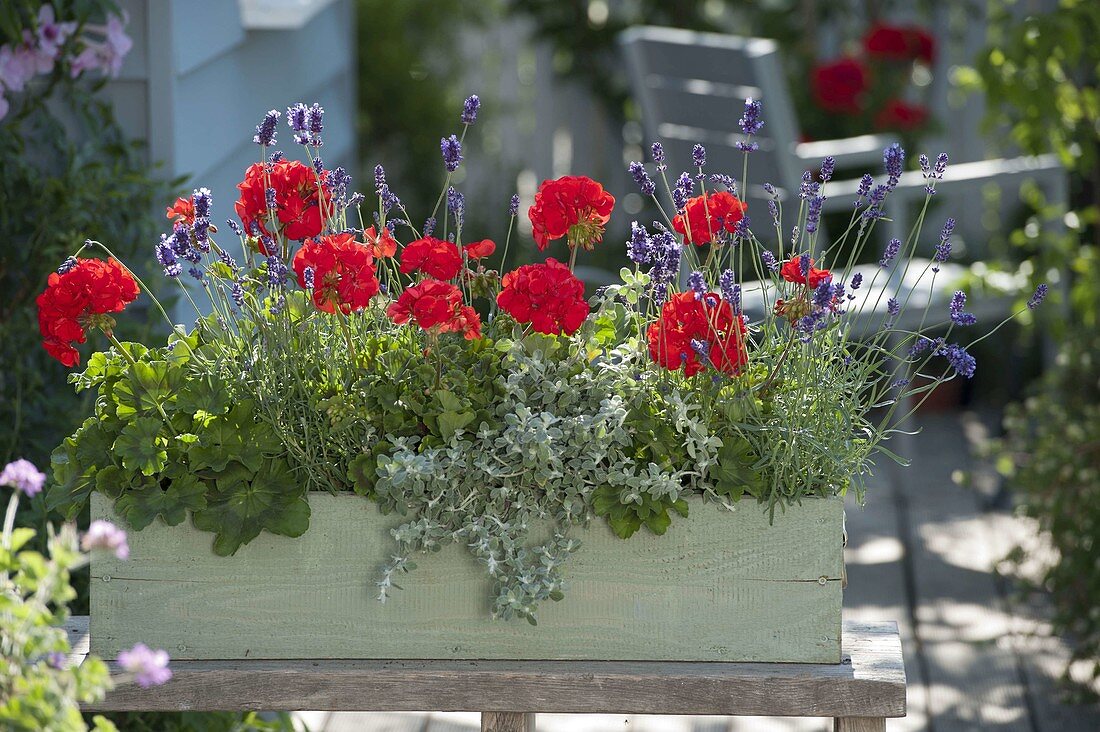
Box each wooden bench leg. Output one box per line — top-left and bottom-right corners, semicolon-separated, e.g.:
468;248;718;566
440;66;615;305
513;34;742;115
834;717;885;732
482;712;535;731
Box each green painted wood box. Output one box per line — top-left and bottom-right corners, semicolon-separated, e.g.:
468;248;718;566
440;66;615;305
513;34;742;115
89;493;844;663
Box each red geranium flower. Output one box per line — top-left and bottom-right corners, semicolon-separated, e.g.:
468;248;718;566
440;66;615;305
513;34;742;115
387;279;481;339
235;159;331;252
811;58;868;114
496;258;589;336
292;233;379;314
363;225;397;259
400;236;463;280
780;255;833;288
874;99;929;131
463;239;496;260
863;23;936;64
672;191;747;246
528;176;615;251
36;257;140;367
646;291;748;377
165;197;195;225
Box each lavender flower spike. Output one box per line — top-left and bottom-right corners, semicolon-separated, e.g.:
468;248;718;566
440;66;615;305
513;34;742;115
692;144;706;168
508;193;520;217
880;238;902;267
1027;283;1049;310
0;458;46;497
461;94;480;125
252;109;280;146
738;97;764;136
687;270;707;299
82;520;129;559
651;141;666;171
118;644;172;688
932;218;954;272
629;161;656;196
441;134;463;172
949;290;976;326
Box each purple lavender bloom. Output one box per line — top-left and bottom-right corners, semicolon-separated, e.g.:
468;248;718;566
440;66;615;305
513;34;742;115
798;170;817;200
348;192;365;207
692;144;706;168
738;97;764;136
672;172;693;212
508;193;520;217
230;281;244;308
690;339;711;361
226;218;244;236
919;154;930;177
286;103;310;145
57;256;78;274
933;153;948;181
423;216;436;237
46;652;67;670
118;644;172;688
718;269;737;301
813;279;834;308
733;214;751;242
761;250;779;271
939;342;976;378
302;266;315;291
312;156;325;176
909;336;934;357
651;141;666;171
0;459;45;497
880;238;902;267
687;270;707;299
887;297;900;318
892;378;911;389
218;250;239;274
949;291;976;326
768;199;780;229
628;221;650;264
1027;283;1048;310
265;187;277;212
856;174;874;206
850;272;863;291
805;195;824;234
883;143;905;185
461;94;480;125
933;218;954;271
306;103;324;145
82;520;129;559
270;150;286;163
710;173;736;192
799;253;811;277
155;235;182;278
447;187;465;226
820;156;835;183
629;161;655;196
192;187;212;219
252;109;280;146
329;167;352;198
266;255;288;289
441;134;463;172
374;164;387;195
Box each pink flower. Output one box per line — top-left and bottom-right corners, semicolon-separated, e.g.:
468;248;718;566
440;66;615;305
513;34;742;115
36;5;77;57
70;12;132;79
0;43;36;93
81;520;130;560
0;459;46;497
118;644;172;688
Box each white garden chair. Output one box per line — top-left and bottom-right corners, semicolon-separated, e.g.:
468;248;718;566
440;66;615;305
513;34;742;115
618;26;1067;336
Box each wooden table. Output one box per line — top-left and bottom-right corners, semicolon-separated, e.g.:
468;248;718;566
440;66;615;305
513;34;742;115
69;617;906;731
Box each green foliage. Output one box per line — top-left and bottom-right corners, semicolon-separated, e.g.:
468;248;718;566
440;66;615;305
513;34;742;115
996;334;1100;699
0;518;114;730
87;712;295;731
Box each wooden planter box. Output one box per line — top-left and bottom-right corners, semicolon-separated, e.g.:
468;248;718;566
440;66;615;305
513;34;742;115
89;493;844;663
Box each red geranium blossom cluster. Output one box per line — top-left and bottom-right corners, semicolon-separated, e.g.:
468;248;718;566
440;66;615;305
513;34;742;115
387;279;481;340
496;258;589;336
810;22;934;134
647;292;748;377
363;225;397;259
235;159;330;250
400;236;463;280
672;191;747;246
780;255;832;288
292;233;380;314
528;176;615;252
36;257;139;367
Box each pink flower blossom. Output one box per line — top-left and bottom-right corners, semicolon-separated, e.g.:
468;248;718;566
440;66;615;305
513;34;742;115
74;13;131;79
117;644;172;688
0;43;36;93
36;5;77;56
81;520;130;559
0;459;46;497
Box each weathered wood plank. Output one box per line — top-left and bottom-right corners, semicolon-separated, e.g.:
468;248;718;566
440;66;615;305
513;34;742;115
833;718;885;732
481;712;534;732
90;494;843;662
70;617;904;717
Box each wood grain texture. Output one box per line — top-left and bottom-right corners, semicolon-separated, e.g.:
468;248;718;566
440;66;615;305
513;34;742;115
481;712;535;732
834;718;886;732
90;493;843;663
70;617;904;716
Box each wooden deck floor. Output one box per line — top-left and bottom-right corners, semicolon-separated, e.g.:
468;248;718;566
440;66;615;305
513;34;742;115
298;412;1100;731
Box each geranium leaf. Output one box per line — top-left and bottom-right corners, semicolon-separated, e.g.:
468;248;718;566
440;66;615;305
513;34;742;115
114;475;208;530
112;417;168;476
